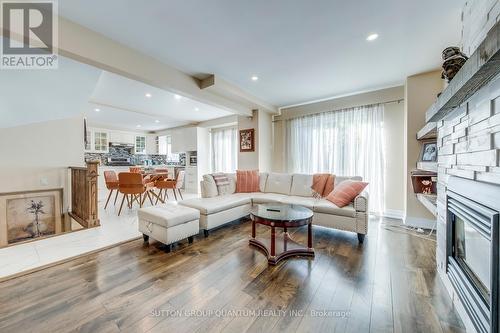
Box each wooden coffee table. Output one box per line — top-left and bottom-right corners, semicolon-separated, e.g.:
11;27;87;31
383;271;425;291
249;203;314;265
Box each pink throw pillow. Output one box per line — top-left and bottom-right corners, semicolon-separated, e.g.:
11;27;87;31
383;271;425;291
236;170;260;193
326;180;368;207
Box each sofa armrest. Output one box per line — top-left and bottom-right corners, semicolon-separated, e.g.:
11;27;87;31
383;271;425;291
354;191;369;212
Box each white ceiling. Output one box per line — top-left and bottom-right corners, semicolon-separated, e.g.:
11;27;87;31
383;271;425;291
0;49;233;130
59;0;464;107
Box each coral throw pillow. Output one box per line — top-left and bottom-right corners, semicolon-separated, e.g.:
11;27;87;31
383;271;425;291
236;170;260;193
326;180;368;208
311;174;336;198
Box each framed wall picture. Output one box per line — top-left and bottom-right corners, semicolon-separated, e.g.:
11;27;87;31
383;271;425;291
0;188;63;247
239;128;255;152
419;141;438;162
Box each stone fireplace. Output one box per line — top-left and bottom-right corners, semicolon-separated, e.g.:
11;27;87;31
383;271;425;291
436;71;500;332
445;176;500;333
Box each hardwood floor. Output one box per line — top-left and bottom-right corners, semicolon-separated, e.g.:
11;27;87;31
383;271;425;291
0;216;464;333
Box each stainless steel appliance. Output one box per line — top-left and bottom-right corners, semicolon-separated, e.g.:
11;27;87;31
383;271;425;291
107;157;132;166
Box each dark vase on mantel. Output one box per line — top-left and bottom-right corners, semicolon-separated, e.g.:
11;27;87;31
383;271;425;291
441;47;468;82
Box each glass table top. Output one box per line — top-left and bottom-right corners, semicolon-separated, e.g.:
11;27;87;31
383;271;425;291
250;203;313;222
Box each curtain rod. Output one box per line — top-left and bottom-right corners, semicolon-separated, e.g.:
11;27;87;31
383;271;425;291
273;98;404;122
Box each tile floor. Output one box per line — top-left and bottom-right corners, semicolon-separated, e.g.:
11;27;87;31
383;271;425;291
0;190;199;280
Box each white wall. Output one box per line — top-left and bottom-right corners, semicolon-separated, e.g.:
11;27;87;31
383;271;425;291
258;111;273;172
0;117;84;212
404;71;443;226
238;111;259;170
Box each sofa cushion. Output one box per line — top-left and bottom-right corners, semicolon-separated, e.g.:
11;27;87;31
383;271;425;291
326;180;368;208
137;204;200;228
280;195;317;209
264;173;292;195
236;170;260;193
290;174;314;197
251;192;288;204
225;173;237;194
313;200;356;218
179;195;251;215
201;175;218;198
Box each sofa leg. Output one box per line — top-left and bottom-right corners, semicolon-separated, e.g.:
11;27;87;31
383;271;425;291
142;234;149;243
164;244;172;253
204;229;209;238
357;233;365;243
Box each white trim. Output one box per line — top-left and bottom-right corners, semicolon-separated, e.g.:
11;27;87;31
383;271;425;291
404;216;436;229
278;83;404;110
382;209;405;220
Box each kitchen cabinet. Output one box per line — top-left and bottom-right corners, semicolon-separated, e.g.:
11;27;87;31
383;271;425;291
171;127;197;152
146;135;158;155
109;131;134;144
84;128;109;153
135;135;146;154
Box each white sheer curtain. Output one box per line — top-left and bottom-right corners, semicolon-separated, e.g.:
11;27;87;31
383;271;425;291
211;126;238;173
286;104;385;214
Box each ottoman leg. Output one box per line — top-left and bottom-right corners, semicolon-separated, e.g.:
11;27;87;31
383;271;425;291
357;233;365;243
204;229;209;238
143;234;149;243
188;236;194;244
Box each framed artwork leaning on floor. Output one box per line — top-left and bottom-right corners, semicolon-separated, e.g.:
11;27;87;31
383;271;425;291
0;188;63;247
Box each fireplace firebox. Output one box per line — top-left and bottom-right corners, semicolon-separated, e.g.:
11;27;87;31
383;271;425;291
446;177;500;333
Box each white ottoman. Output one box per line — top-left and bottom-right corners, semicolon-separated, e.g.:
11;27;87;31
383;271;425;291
138;204;200;252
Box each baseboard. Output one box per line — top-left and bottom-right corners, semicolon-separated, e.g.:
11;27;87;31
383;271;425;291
404;216;436;229
382;209;405;220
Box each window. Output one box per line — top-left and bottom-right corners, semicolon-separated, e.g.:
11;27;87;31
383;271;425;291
285;104;385;213
210;126;238;173
94;131;108;152
158;135;180;163
135;136;146;154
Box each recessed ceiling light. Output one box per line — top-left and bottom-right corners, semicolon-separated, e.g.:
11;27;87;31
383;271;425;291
195;107;199;111
155;120;160;123
366;33;379;41
174;94;182;100
136;125;142;128
94;108;100;112
251;75;259;81
145;93;152;98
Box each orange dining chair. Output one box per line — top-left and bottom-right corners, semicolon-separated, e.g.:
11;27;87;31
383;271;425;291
129;167;142;173
103;170;120;209
117;172;155;215
155;170;185;203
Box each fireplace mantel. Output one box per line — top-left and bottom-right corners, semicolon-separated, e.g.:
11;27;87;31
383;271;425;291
426;20;500;123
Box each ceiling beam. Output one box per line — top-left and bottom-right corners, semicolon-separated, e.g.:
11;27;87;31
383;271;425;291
1;16;276;117
200;75;278;114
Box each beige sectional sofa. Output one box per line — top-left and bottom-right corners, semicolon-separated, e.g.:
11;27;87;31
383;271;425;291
178;172;369;243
